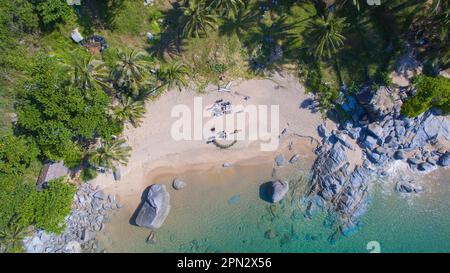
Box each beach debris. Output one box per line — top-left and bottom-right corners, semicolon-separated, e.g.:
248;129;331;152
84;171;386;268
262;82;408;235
274;154;285;167
80;35;108;52
172;179;187;190
144;0;155;6
146;231;156;244
135;184;171;229
222;162;232;168
289;154;300;164
70;28;84;43
146;32;155;41
269;180;289;203
218;81;232;92
281;128;288;135
212;139;237;149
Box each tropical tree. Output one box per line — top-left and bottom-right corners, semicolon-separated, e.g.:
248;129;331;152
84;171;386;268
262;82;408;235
112;95;146;128
112;49;151;97
179;0;218;38
157;62;190;91
412;0;450;69
219;4;258;38
0;217;29;253
88;138;131;172
306;14;348;59
209;0;245;16
71;55;110;90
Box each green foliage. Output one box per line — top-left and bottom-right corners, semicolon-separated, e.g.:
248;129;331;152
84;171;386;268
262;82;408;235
305;70;339;112
0;135;39;175
112;95;146;128
16;54;121;162
401;75;450;117
179;0;218;38
32;178;76;234
88;138;131;172
305;14;348;59
80;167;98;182
0;0;37;69
34;0;75;26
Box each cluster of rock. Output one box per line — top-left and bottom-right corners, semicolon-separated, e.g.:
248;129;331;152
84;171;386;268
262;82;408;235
306;84;449;241
135;184;171;230
23;183;121;253
306;139;371;238
343;85;450;172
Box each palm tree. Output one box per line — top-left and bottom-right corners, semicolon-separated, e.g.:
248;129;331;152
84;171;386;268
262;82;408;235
306;14;348;59
210;0;245;16
112;95;146;128
179;0;218;38
72;55;110;90
0;219;29;253
219;4;258;38
112;49;151;97
157;62;190;91
88;138;132;172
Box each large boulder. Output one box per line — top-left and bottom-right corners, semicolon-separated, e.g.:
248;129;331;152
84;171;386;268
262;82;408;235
135;184;171;229
269;180;289;203
438;152;450;166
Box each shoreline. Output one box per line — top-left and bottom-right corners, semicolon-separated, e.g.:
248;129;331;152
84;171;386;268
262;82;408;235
90;73;329;213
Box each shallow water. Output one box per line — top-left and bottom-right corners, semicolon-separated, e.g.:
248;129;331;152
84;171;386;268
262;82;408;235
97;162;450;253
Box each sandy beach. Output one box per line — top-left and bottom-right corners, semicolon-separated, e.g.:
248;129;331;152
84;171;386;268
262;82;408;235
91;74;334;207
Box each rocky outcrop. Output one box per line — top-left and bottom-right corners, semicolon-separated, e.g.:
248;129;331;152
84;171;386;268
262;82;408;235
23;183;121;253
269;180;289;203
306;141;371;240
355;86;402;122
135;184;171;229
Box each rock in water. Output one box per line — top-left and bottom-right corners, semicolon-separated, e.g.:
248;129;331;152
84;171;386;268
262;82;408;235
172;179;186;190
135;184;171;229
270;180;289;203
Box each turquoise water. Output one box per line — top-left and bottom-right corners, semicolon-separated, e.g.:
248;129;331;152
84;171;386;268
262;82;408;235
98;163;450;253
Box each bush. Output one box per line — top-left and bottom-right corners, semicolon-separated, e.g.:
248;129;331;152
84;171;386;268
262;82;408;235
401;75;450;117
31;178;77;234
80;167;98;182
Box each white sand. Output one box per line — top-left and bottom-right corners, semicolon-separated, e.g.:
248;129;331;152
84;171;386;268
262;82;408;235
91;74;334;203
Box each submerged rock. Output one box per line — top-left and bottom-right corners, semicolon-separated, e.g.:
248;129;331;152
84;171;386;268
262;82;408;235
395;180;423;194
269;180;289;203
135;184;171;229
